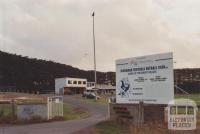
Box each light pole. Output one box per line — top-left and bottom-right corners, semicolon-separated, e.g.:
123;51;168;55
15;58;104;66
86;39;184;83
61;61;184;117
92;11;97;88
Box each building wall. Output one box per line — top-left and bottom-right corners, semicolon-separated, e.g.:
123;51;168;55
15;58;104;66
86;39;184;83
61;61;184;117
55;77;87;94
55;78;66;94
65;78;87;88
17;104;47;120
86;82;95;90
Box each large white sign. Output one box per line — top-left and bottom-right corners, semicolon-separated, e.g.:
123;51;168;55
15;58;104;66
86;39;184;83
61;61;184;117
116;52;174;104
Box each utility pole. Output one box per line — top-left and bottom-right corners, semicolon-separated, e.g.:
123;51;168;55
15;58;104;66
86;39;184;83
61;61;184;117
92;11;97;88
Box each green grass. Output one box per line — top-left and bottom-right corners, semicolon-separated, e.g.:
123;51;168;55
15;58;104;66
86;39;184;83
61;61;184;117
63;103;89;120
95;121;128;134
81;97;107;105
81;94;113;105
197;112;200;125
16;99;46;105
175;94;200;105
0;104;13;116
95;120;200;134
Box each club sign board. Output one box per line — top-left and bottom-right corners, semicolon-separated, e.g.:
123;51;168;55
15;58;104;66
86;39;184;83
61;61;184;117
116;52;174;104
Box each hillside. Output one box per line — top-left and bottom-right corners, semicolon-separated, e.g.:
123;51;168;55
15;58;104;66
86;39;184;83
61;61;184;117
1;51;200;94
0;51;115;93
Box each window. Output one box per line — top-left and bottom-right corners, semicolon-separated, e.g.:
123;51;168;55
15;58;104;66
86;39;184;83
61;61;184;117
73;81;77;84
177;106;186;115
83;81;86;85
78;81;82;84
170;106;176;115
68;80;72;84
187;106;194;115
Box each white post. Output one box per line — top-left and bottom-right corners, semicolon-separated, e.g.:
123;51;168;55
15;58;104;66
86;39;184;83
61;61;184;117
47;97;50;120
138;101;144;125
108;98;111;119
61;97;63;117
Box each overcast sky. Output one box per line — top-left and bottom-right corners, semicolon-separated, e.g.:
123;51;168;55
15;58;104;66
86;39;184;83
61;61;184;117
0;0;200;71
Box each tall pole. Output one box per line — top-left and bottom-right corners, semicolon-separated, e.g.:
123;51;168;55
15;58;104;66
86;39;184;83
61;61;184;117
92;11;97;88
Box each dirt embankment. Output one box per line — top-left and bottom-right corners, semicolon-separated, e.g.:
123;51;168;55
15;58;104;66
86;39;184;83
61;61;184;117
0;92;47;103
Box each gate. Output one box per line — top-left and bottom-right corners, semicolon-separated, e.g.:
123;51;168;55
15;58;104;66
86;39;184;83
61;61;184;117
47;96;63;120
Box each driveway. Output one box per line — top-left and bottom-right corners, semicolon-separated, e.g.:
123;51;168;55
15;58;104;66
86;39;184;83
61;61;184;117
0;95;108;134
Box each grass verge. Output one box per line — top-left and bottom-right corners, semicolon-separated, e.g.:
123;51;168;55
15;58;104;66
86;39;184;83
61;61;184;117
95;121;129;134
0;104;12;116
95;120;200;134
81;94;113;105
175;94;200;105
63;103;89;120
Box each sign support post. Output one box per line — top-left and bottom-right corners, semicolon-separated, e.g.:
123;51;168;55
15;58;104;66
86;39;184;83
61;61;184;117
138;101;144;126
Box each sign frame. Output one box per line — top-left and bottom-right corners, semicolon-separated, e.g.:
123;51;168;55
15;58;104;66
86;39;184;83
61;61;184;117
116;52;174;104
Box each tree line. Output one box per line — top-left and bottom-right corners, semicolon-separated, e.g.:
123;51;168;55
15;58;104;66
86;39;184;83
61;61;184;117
0;50;200;94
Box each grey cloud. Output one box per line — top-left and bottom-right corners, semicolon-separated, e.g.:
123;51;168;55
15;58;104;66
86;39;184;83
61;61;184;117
0;0;200;71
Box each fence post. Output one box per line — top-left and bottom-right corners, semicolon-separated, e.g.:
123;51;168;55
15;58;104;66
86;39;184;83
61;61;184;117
138;101;144;126
108;98;111;119
11;99;15;118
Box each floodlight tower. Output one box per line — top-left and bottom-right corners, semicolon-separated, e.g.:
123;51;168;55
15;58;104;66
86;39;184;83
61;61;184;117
92;11;97;88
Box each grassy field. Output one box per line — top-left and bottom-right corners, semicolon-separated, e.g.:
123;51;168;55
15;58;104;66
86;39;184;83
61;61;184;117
95;121;129;134
81;97;108;105
0;104;13;116
94;120;200;134
63;103;89;120
81;94;113;105
175;94;200;105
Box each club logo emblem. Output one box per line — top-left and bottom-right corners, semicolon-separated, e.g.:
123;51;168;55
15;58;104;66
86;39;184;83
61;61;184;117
118;77;130;98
